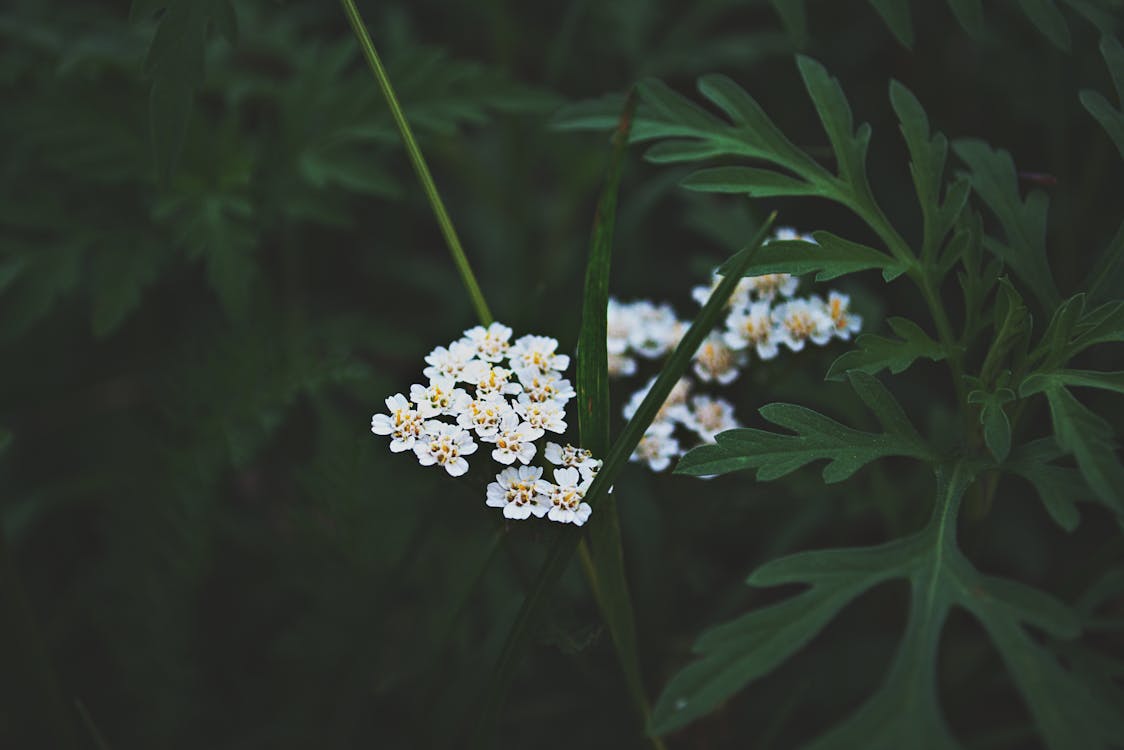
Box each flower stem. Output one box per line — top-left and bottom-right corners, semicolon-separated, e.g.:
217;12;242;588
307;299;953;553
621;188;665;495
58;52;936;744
340;0;494;326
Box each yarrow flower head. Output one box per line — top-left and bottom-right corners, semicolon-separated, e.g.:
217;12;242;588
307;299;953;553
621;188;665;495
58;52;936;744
370;394;426;453
422;340;478;382
509;334;570;374
536;467;593;526
773;298;833;352
724;301;780;360
631;421;680;472
410;377;471;418
693;333;743;385
607;225;861;473
413;421;477;477
461;322;513;363
545;442;602;478
371;323;603;526
486;466;549;520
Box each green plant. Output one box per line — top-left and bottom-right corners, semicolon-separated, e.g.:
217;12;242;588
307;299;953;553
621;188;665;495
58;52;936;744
559;28;1124;749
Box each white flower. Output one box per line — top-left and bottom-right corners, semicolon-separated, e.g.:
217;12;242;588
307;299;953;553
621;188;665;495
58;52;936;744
747;273;799;301
545;442;598;471
517;368;575;404
409;377;472;418
484;411;544;465
607;298;638;355
630;420;681;472
724;301;780;360
413;421;477;476
691;273;755;311
456;393;515;438
535;467;593;526
508;334;570;374
462;361;522;397
821;291;862;340
693;333;743;385
622;376;692;423
608;352;638;377
486;466;549;520
461;322;513;363
628;301;684;359
513;394;567;434
370;394;427;453
773;298;834;352
422;340;479;382
683;395;739;443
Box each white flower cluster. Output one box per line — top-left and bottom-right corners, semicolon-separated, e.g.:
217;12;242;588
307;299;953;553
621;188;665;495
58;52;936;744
371;323;602;526
608;227;862;471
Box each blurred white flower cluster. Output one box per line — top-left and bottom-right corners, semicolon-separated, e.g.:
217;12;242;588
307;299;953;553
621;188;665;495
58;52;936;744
609;227;862;471
371;323;601;525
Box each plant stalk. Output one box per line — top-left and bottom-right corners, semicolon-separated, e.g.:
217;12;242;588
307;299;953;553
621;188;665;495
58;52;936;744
340;0;493;326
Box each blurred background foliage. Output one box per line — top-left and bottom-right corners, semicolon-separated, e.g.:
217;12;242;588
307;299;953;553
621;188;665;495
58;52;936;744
1;0;1121;747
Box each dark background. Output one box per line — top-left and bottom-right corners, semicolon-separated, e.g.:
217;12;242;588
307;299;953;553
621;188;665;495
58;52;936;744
1;1;1121;748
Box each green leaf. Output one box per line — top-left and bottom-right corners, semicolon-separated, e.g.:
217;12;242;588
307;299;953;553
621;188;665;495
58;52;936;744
717;232;906;282
681;166;815;197
1017;0;1073;51
945;0;986;39
676;372;932;481
980;278;1031;383
952;139;1061;308
572;91;653;737
1080;35;1124;160
90;241;165;337
1036;385;1124;515
970;599;1124;750
1072;299;1124;352
967;388;1015;461
1004;439;1083;531
827;316;946;380
650;536;921;734
890;80;944;220
140;0;237;183
1086;221;1124;304
768;0;808;46
470;217;781;749
796;55;871;187
696;74;824;175
653;464;964;744
656;461;1117;747
1081;90;1124;160
1021;369;1124;396
868;0;915;48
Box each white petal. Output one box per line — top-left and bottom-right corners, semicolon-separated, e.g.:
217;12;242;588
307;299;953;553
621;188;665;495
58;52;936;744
445;458;469;477
370;414;394;435
504;504;532;520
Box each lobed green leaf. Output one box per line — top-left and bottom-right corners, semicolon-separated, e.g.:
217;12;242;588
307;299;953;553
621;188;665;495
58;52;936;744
717;232;906;283
827;316;945;380
1003;439;1084;531
676;373;932;481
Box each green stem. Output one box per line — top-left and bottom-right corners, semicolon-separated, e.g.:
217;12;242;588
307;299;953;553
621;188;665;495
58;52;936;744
340;0;493;326
843;186;969;421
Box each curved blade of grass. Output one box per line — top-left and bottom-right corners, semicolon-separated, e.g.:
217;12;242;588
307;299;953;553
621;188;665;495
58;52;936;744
340;0;493;325
469;213;778;749
572;90;658;744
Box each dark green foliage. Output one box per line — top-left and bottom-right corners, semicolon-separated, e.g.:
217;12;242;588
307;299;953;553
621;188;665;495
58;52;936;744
677;372;933;481
2;2;1122;749
566;27;1124;748
825;317;946;379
